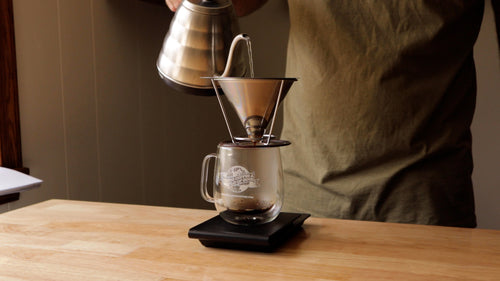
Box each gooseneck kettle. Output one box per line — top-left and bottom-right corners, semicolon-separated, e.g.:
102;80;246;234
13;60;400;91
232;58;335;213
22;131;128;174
157;0;248;95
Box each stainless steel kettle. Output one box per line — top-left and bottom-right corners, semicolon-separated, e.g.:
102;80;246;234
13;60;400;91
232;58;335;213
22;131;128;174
157;0;247;95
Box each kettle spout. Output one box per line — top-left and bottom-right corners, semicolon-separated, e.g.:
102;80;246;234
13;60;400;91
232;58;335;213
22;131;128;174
220;34;250;77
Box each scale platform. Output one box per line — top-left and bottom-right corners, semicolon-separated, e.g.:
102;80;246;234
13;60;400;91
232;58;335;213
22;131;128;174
188;212;310;252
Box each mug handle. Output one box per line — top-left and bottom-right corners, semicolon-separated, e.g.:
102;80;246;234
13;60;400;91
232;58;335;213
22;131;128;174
200;153;217;203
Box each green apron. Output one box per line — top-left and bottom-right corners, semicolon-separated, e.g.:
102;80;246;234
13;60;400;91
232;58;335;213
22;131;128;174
281;0;484;227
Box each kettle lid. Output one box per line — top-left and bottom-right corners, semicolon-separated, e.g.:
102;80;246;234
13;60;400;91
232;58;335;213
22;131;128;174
184;0;233;13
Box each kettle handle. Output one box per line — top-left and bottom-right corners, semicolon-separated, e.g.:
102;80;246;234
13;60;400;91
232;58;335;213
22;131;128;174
200;153;217;203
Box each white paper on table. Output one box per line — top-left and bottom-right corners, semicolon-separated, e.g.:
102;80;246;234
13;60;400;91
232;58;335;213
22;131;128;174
0;167;43;196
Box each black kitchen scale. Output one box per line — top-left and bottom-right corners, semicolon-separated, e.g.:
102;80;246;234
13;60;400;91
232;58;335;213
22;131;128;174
188;212;310;252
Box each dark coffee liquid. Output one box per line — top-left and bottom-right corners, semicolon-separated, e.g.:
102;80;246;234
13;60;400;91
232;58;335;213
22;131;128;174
226;205;274;214
220;205;275;224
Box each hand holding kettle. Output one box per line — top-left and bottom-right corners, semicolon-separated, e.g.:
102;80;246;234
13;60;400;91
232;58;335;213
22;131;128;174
164;0;268;16
164;0;182;11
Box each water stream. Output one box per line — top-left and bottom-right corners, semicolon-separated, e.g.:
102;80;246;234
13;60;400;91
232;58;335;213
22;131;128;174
246;39;255;78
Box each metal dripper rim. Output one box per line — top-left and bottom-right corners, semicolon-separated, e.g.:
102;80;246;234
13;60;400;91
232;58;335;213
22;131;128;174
218;139;291;148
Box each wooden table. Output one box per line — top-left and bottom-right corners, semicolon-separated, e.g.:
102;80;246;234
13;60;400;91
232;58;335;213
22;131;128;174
0;199;499;280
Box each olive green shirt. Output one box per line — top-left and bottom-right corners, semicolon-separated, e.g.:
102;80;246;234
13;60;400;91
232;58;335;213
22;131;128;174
281;0;485;227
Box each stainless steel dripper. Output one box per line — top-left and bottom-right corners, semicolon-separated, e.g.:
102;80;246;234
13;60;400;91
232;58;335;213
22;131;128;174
157;0;248;95
207;34;297;143
212;77;296;143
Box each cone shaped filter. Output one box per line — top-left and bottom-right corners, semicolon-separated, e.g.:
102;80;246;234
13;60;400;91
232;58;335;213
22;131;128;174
213;77;297;140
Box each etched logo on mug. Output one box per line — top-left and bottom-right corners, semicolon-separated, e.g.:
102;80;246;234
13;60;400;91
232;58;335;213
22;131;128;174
220;165;260;193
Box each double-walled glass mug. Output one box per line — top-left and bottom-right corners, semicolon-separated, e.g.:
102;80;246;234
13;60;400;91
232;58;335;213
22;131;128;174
201;141;287;225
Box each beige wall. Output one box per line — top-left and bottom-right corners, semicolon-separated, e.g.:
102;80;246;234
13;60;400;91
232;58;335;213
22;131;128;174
3;0;499;229
472;0;500;230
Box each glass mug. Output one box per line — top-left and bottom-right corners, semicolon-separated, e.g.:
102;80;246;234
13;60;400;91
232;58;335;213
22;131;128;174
201;141;284;225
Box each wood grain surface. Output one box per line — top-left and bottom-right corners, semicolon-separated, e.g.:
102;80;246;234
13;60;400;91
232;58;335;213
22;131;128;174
0;199;498;280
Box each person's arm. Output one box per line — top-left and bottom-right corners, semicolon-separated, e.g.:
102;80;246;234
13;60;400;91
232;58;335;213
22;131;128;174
164;0;267;17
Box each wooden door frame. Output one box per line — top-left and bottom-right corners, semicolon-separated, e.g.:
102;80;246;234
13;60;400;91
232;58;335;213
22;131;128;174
1;0;26;204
